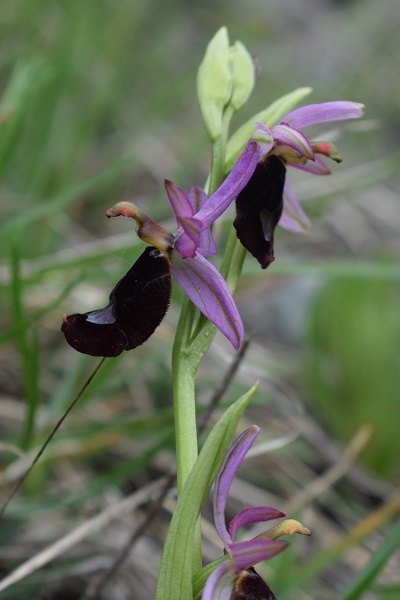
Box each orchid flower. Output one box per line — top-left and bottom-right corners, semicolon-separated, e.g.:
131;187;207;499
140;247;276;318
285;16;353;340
62;142;259;355
203;426;311;599
234;101;365;268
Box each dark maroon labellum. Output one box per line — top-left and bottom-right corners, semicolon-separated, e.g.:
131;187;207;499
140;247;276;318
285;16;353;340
233;155;286;269
61;247;172;357
233;567;277;600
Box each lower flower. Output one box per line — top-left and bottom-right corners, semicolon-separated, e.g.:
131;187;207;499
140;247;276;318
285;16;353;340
202;426;311;599
61;246;172;357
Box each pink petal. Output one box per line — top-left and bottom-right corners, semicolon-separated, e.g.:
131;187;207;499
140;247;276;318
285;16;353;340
195;141;260;227
229;539;288;573
202;562;235;600
279;182;311;233
170;252;244;350
188;186;209;212
229;507;285;542
165;180;194;220
174;217;203;258
165;181;205;258
271;124;314;159
197;227;217;257
282;101;365;129
213;427;260;547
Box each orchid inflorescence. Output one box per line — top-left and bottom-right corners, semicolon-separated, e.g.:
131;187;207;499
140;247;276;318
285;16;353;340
62;101;363;356
60;26;364;600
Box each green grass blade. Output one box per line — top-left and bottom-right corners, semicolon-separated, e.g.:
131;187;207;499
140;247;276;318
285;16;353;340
337;518;400;600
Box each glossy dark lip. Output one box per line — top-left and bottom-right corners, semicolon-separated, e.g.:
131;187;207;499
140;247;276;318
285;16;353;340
233;155;286;269
61;246;172;357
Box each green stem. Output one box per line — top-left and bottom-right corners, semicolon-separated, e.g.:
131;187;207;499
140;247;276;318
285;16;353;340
170;104;236;582
208;107;233;195
172;298;197;494
11;243;39;450
171;298;202;574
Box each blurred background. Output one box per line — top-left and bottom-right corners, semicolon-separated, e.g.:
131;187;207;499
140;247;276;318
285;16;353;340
0;0;399;598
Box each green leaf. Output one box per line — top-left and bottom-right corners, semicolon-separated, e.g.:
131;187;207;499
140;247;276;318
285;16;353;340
155;383;259;600
197;27;232;142
225;86;313;170
193;557;227;600
337;518;400;600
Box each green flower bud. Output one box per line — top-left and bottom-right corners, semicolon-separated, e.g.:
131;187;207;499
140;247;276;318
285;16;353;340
197;27;232;142
228;41;255;112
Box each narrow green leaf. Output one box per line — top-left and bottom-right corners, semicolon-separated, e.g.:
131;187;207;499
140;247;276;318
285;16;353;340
155;383;259;600
337;519;400;600
0;59;48;177
193;557;227;600
10;244;40;450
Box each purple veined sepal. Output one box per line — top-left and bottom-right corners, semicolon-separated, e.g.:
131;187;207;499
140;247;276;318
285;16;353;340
164;181;217;259
164;180;204;259
195;141;260;228
213;426;261;546
279;181;311;234
281;100;365;130
61;247;172;357
187;187;217;257
170;251;244;350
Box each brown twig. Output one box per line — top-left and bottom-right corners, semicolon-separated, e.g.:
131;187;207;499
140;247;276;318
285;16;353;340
197;337;251;436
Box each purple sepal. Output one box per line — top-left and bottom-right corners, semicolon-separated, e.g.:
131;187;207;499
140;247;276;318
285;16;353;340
164;180;204;258
188;187;217;256
170;251;244;350
282;101;365;129
196;141;260;227
213;427;260;546
279;181;311;233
